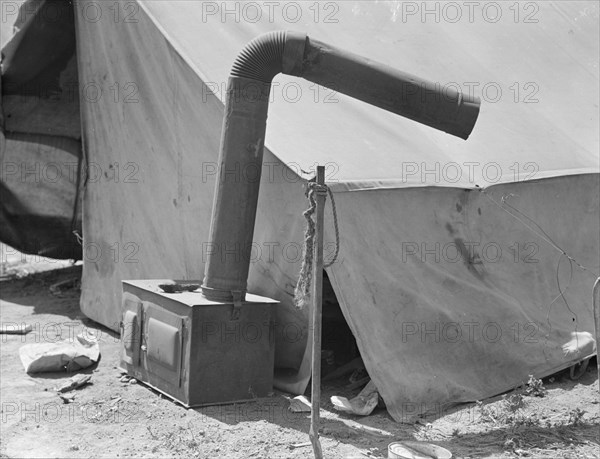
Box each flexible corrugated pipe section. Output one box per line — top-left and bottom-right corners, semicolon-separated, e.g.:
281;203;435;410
201;31;481;302
229;30;290;82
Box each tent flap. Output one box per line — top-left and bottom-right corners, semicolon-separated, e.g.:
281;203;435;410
0;0;82;258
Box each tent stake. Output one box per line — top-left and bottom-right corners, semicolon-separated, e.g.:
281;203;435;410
309;166;326;459
593;278;600;396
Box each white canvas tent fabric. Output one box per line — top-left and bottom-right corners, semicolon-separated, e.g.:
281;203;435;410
3;1;597;421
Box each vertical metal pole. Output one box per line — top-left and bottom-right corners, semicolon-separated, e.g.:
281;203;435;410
593;278;600;395
309;166;325;459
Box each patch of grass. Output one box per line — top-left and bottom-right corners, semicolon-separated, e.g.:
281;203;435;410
524;375;547;397
474;381;592;455
475;392;536;427
148;421;204;457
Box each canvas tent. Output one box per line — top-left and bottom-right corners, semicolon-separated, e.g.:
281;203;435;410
1;0;598;421
1;0;82;258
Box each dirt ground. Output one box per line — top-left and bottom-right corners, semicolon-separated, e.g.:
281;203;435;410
1;255;599;458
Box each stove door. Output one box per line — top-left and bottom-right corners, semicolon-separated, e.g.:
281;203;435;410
143;303;185;388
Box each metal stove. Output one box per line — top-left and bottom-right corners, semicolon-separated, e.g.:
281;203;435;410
120;279;278;407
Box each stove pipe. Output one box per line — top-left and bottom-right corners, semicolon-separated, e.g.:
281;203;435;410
201;31;481;302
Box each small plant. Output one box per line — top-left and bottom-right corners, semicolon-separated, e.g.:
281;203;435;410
567;408;586;426
451;428;461;437
414;422;435;441
503;437;518;451
509;412;540;428
503;392;525;413
476;389;542;431
524;375;546;397
476;400;496;423
501;392;541;428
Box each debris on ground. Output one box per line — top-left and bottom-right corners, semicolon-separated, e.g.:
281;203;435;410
331;380;379;416
387;441;452;459
57;374;93;393
286;395;312;412
289;442;311;450
19;333;100;373
119;373;138;385
49;277;80;296
58;393;76;404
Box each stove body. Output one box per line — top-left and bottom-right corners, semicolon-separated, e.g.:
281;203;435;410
120;279;278;406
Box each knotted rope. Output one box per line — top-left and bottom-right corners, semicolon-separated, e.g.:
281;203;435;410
294;181;340;309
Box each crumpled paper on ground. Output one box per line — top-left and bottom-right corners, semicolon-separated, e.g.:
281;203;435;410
331;380;379;416
286;395;312;412
19;333;100;373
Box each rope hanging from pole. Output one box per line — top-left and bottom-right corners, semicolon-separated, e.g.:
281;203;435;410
294;181;340;310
